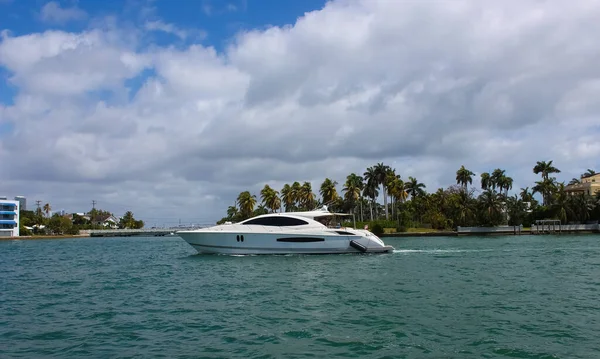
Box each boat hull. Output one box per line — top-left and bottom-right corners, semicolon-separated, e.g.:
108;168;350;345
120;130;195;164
177;230;393;255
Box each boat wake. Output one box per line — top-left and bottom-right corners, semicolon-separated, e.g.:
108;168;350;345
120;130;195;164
394;247;600;255
393;249;495;254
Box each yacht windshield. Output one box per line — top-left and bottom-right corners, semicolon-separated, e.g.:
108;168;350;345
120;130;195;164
242;216;309;226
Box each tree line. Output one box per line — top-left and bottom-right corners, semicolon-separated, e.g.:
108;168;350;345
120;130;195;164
19;204;144;236
218;161;600;230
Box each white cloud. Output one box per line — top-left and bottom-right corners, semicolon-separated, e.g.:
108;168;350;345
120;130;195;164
1;0;600;224
144;20;197;40
40;1;87;24
202;0;245;16
0;30;150;96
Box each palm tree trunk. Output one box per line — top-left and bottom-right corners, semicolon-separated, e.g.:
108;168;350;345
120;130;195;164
359;198;363;222
383;187;388;220
369;200;373;221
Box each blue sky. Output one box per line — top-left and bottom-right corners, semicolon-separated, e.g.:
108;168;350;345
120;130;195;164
0;0;327;106
0;0;599;224
0;0;328;46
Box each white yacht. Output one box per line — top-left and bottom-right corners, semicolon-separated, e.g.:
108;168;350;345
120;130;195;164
177;206;394;255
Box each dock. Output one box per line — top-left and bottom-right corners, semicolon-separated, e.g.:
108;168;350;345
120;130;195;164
458;223;599;235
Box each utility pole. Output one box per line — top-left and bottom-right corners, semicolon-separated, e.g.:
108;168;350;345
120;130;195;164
34;200;42;226
91;200;97;226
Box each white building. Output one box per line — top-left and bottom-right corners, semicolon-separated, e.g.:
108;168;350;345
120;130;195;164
0;199;19;237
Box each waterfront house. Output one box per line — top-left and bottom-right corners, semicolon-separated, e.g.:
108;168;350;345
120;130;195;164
565;173;600;196
0;199;19;237
95;214;120;229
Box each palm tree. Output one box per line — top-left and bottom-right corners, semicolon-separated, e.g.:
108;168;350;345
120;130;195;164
260;184;281;213
552;183;571;223
363;166;379;220
431;188;448;212
362;172;379;221
299;182;315;210
569;178;581;186
582;169;596;178
43;203;52;217
388;176;407;219
568;193;594;223
319;178;339;206
226;206;238;219
281;184;294;212
385;169;398;218
374;162;391;219
533;160;561;181
505;195;527;226
456;165;474;192
502;176;513;197
343;173;363;220
456;190;476;227
479;189;502;226
394;178;408;203
121;211;137;229
253;204;269;216
520;187;533;202
291;182;302;209
532;177;557;206
271;186;282;212
406;176;426;200
237;191;257;218
481;172;491;191
491;169;505;192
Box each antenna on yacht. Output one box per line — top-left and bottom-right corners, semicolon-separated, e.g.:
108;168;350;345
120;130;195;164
315;200;335;212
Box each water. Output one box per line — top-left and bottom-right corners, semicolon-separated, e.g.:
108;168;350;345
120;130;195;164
1;235;600;358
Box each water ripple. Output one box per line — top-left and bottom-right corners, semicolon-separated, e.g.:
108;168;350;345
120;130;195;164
1;235;600;358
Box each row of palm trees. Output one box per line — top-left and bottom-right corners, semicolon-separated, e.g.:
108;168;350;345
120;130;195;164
219;161;600;229
225;163;430;222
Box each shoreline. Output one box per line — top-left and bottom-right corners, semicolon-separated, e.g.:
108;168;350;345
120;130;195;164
381;230;599;237
1;234;91;240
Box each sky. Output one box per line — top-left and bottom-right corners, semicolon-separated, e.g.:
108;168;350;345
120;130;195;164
0;0;599;227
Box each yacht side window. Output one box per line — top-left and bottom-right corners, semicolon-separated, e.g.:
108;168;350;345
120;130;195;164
243;216;309;226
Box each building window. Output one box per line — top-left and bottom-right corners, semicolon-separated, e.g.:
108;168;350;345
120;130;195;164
242;216;309;226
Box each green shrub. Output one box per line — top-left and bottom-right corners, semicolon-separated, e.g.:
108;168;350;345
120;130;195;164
371;223;384;236
19;225;32;236
396;226;407;233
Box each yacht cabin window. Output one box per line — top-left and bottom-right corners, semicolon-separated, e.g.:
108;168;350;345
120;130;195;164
242;216;309;226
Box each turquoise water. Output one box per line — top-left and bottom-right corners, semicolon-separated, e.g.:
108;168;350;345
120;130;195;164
1;235;600;358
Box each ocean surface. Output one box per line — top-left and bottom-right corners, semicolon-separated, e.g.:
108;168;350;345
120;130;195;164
1;234;600;358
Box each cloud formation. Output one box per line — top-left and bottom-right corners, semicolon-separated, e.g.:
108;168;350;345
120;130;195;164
39;1;87;24
1;0;599;225
144;20;205;41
